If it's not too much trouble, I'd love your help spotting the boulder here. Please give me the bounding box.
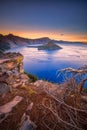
[0,96,23,114]
[0,82,11,96]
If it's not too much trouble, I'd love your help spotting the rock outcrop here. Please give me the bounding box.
[38,40,62,50]
[0,52,29,96]
[0,52,87,130]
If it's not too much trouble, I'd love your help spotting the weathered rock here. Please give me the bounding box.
[15,79,21,83]
[0,96,23,123]
[0,52,23,72]
[0,82,11,96]
[20,74,30,84]
[12,82,23,88]
[19,118,36,130]
[81,95,87,102]
[26,102,34,111]
[20,74,29,79]
[19,112,36,130]
[0,53,28,90]
[19,63,24,73]
[0,72,15,84]
[0,96,23,114]
[34,80,44,87]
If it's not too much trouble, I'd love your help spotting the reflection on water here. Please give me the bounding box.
[8,43,87,83]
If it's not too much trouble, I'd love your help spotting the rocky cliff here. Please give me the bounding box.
[0,53,87,130]
[0,52,29,95]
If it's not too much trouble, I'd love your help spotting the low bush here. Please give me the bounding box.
[24,72,38,82]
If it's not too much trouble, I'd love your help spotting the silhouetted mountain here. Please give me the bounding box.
[52,39,84,45]
[0,34,51,52]
[0,33,85,52]
[0,34,10,52]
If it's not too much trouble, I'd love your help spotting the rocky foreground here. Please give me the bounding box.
[0,53,87,130]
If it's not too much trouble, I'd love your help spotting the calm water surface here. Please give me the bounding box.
[8,43,87,83]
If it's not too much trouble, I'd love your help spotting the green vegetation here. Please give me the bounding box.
[28,88,37,95]
[24,72,38,82]
[16,56,23,64]
[21,85,27,90]
[83,88,87,93]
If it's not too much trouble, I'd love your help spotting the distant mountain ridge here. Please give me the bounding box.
[0,34,50,52]
[0,33,86,52]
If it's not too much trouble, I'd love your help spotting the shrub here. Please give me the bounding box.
[24,72,38,82]
[28,88,37,95]
[83,88,87,93]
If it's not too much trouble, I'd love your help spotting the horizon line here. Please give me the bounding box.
[0,33,87,44]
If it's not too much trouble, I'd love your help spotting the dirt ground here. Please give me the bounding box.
[0,83,51,130]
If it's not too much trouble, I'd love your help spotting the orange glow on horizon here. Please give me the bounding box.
[0,29,87,43]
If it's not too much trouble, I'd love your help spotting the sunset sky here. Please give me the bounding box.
[0,0,87,42]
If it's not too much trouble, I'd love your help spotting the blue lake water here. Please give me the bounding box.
[8,43,87,84]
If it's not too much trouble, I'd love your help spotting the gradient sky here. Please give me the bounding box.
[0,0,87,42]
